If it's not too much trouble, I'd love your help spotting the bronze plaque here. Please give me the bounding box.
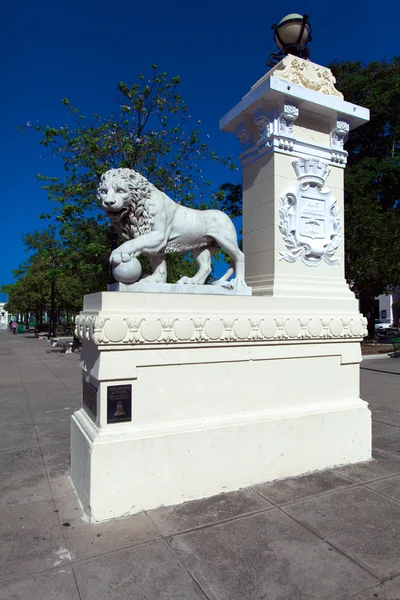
[107,384,132,423]
[82,379,97,420]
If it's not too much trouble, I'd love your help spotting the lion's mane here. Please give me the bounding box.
[100,168,156,240]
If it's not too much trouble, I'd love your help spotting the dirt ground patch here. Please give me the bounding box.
[361,343,394,355]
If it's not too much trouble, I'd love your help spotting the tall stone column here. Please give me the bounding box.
[221,55,369,309]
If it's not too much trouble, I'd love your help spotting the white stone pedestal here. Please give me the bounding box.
[71,55,372,522]
[71,291,370,522]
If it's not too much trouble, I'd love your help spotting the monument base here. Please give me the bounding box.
[71,292,371,522]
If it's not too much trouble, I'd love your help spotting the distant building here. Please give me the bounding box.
[0,302,9,330]
[375,286,400,325]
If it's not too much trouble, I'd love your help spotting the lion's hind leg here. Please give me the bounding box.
[177,246,216,285]
[211,231,245,286]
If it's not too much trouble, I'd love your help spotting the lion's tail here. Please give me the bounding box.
[212,266,234,286]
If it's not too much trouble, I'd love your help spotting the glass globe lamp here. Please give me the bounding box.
[268,13,312,66]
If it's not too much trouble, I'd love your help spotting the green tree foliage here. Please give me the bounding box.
[329,58,400,333]
[217,182,242,218]
[8,66,237,317]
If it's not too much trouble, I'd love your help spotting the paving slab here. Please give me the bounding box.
[0,373,23,385]
[345,574,400,599]
[283,486,400,579]
[372,421,400,436]
[20,371,60,384]
[73,540,208,600]
[0,383,26,399]
[169,509,377,600]
[35,421,71,444]
[370,406,400,428]
[27,401,78,425]
[0,396,32,423]
[366,474,400,504]
[148,488,272,536]
[0,447,52,507]
[48,474,77,500]
[55,492,161,561]
[372,431,400,456]
[40,439,71,480]
[361,357,400,374]
[0,421,39,453]
[335,449,400,483]
[0,567,80,600]
[254,469,354,506]
[24,381,75,397]
[0,500,71,583]
[29,404,78,426]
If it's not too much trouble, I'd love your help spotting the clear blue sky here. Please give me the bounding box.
[2,0,399,300]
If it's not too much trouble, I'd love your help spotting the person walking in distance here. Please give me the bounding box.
[11,321,17,335]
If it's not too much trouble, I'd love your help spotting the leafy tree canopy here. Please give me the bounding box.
[7,65,238,317]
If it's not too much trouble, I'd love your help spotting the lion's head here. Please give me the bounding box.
[98,168,156,240]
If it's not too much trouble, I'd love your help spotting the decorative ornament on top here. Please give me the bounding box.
[292,158,330,189]
[278,159,342,267]
[268,13,312,67]
[274,56,343,99]
[98,168,246,289]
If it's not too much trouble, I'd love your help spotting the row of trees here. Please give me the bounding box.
[2,59,400,331]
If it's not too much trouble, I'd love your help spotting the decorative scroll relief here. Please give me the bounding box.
[75,314,367,345]
[273,55,343,99]
[279,104,299,136]
[253,108,270,141]
[331,120,350,150]
[279,158,341,266]
[236,122,253,149]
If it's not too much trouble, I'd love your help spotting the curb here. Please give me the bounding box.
[362,353,391,361]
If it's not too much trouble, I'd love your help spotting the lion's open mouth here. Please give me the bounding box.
[107,207,129,217]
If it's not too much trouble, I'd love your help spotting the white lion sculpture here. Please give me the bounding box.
[98,168,245,287]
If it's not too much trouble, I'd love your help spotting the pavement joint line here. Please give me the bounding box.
[17,374,62,513]
[71,565,83,600]
[373,419,400,430]
[159,537,213,600]
[145,502,275,539]
[324,454,400,485]
[343,579,392,599]
[344,570,400,599]
[0,531,163,587]
[361,366,400,376]
[277,503,381,583]
[254,481,360,508]
[361,481,400,506]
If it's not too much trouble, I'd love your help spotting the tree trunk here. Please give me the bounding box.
[359,292,376,340]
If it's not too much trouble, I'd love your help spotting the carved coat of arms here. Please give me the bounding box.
[279,158,341,266]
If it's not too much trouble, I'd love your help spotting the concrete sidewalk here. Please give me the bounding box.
[1,329,400,599]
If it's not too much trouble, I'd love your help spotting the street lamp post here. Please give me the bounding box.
[268,13,312,67]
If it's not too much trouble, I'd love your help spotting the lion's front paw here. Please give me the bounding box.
[110,250,122,266]
[110,244,138,265]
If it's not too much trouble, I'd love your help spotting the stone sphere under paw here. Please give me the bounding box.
[112,257,142,284]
